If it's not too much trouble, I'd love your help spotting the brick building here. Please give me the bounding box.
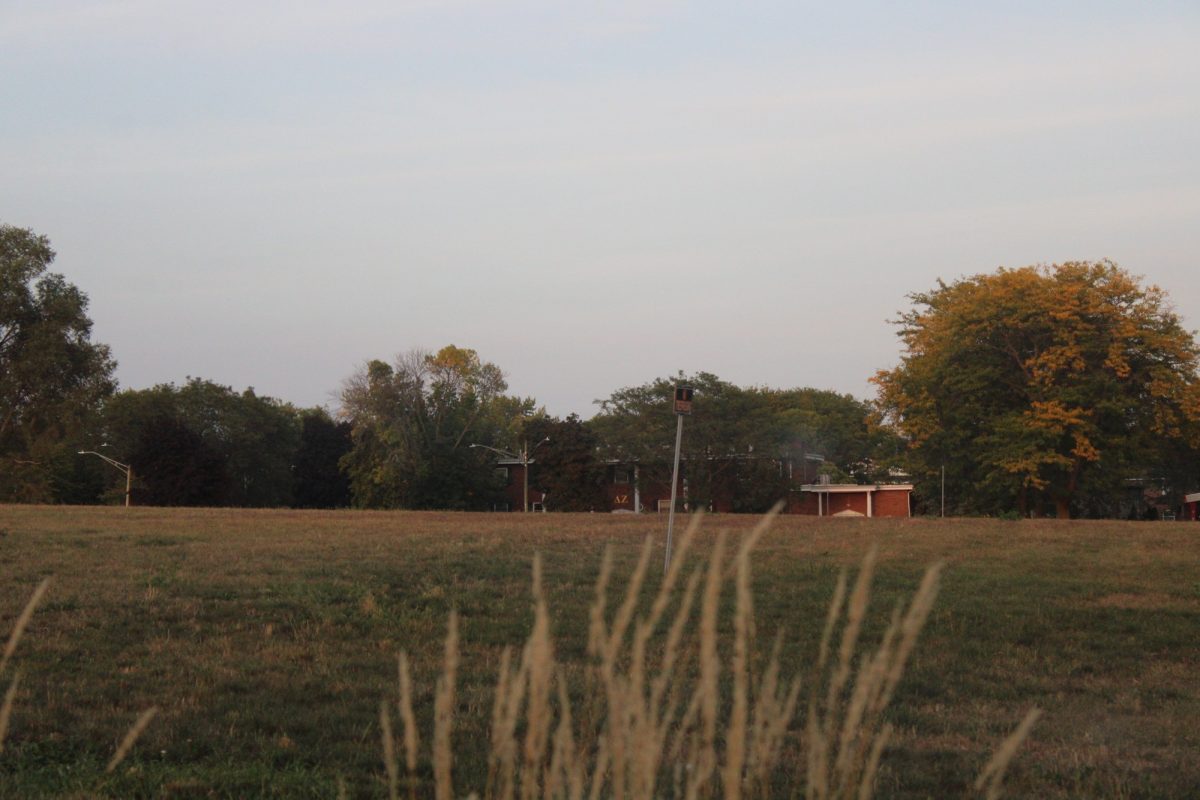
[790,482,914,517]
[1185,492,1200,521]
[492,459,546,512]
[487,453,914,517]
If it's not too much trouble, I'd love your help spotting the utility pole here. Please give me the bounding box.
[470,438,549,512]
[664,384,693,573]
[522,441,530,513]
[941,465,945,518]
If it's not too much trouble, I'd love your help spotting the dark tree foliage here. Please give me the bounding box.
[525,414,610,512]
[173,381,300,507]
[589,372,897,511]
[419,443,506,511]
[100,379,300,507]
[128,415,230,506]
[0,225,115,502]
[292,409,353,508]
[729,458,793,514]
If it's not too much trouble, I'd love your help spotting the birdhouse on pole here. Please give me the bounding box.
[673,385,694,415]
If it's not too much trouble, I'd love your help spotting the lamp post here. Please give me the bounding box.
[469,437,550,512]
[78,450,133,507]
[665,385,694,573]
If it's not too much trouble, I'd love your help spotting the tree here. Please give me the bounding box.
[127,414,230,506]
[338,345,536,509]
[292,409,353,508]
[525,414,610,511]
[0,225,116,502]
[873,261,1200,518]
[170,380,300,507]
[100,379,301,507]
[589,372,891,512]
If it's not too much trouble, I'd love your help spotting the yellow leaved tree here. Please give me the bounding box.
[873,261,1200,518]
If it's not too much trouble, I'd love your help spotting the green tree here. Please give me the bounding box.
[338,345,536,509]
[0,225,116,502]
[100,379,300,507]
[292,409,353,508]
[873,261,1200,518]
[172,380,300,507]
[589,372,890,512]
[127,414,230,506]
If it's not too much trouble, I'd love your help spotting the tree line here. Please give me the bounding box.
[3,224,1199,516]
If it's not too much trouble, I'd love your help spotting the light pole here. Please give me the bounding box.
[469,437,550,512]
[665,385,694,573]
[78,450,133,507]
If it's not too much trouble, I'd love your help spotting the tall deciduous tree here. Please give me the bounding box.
[338,345,535,509]
[873,261,1200,518]
[0,225,116,501]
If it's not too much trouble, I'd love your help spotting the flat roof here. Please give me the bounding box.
[1186,492,1200,504]
[799,484,913,493]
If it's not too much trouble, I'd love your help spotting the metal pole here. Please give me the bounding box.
[522,442,529,513]
[633,464,640,514]
[664,412,684,573]
[78,451,133,508]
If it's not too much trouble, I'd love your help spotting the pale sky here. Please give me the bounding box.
[4,1,1198,417]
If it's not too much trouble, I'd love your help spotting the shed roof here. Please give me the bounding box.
[799,483,913,494]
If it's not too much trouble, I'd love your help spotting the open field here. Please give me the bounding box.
[1,506,1198,798]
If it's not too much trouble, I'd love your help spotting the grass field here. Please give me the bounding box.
[1,506,1198,798]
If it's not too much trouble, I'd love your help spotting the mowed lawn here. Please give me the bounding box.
[1,506,1198,799]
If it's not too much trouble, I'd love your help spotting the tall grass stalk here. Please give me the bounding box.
[1,577,50,676]
[383,512,1039,798]
[433,610,459,800]
[1,577,50,755]
[974,708,1042,800]
[398,651,420,800]
[0,669,20,754]
[105,706,159,773]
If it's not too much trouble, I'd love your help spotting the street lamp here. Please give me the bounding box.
[469,437,550,512]
[78,449,133,507]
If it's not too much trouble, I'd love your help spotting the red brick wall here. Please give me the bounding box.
[501,465,523,511]
[872,489,911,518]
[608,483,636,511]
[606,479,675,512]
[791,489,912,517]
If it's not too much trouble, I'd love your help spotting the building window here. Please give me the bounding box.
[495,467,510,484]
[613,467,631,485]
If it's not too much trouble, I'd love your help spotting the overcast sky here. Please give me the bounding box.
[4,1,1198,417]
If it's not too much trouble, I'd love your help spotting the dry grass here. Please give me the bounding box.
[374,508,1033,799]
[0,505,1197,797]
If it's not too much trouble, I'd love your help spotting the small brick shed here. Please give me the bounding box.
[791,483,913,518]
[1185,493,1200,521]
